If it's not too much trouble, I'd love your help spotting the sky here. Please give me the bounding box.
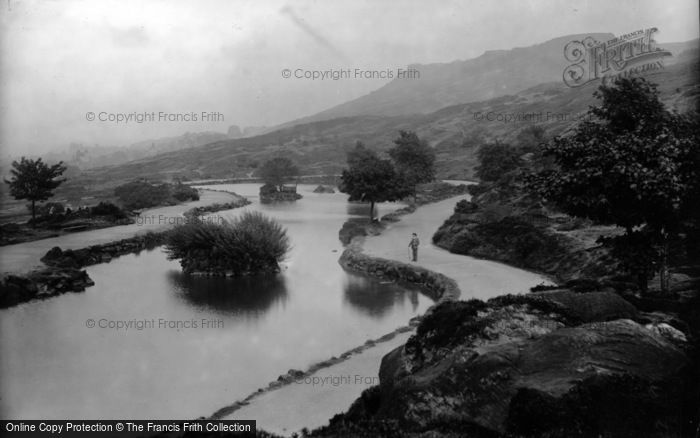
[0,0,698,157]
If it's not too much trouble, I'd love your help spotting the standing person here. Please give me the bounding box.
[409,233,420,262]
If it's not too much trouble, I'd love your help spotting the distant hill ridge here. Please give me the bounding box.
[277,34,696,128]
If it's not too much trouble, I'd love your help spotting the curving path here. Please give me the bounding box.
[362,195,553,300]
[0,190,241,274]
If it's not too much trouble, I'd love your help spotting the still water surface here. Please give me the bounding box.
[0,185,432,419]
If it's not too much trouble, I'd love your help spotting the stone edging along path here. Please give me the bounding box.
[207,203,463,421]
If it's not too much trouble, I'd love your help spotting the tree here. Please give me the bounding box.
[528,77,699,293]
[259,157,299,190]
[388,131,436,200]
[515,125,548,154]
[339,142,409,220]
[4,157,67,223]
[475,142,522,182]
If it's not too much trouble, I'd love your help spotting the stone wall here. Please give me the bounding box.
[41,232,168,268]
[339,242,460,304]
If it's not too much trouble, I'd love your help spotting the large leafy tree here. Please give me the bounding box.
[529,77,699,292]
[388,131,436,200]
[339,142,409,220]
[4,157,67,223]
[258,157,299,190]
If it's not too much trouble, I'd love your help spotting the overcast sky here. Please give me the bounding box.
[1,0,698,156]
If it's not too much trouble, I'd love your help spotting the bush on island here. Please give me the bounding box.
[164,211,290,276]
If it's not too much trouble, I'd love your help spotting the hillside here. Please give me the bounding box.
[69,52,698,186]
[278,36,697,128]
[286,33,614,123]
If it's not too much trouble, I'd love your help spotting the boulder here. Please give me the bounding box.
[351,318,686,435]
[530,290,638,322]
[324,288,691,437]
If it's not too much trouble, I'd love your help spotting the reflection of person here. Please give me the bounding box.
[408,233,420,262]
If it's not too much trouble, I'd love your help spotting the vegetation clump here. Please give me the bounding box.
[114,180,199,210]
[164,211,290,276]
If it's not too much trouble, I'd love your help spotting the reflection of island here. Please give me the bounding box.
[167,271,288,317]
[342,273,421,318]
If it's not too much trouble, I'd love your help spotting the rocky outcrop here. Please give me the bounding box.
[314,292,692,437]
[529,289,638,322]
[432,203,621,285]
[0,268,94,308]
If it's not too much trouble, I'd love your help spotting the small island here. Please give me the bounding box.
[257,157,303,203]
[164,211,290,276]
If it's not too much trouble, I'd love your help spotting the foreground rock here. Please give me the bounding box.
[311,291,695,437]
[0,268,94,308]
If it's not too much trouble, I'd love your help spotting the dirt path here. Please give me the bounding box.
[362,195,553,300]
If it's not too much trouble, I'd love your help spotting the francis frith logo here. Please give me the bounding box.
[563,28,672,87]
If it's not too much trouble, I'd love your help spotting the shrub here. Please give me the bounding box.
[475,143,522,182]
[114,180,199,210]
[454,199,478,214]
[114,181,171,209]
[171,183,199,202]
[90,202,128,219]
[467,183,488,197]
[164,211,290,275]
[449,230,479,254]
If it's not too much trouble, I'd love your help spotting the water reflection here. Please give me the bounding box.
[345,202,373,217]
[168,271,289,317]
[343,274,420,318]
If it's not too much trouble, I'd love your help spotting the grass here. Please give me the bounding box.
[164,211,290,276]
